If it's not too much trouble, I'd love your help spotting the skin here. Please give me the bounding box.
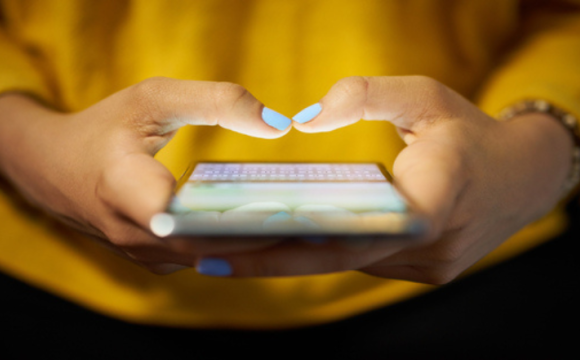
[0,76,573,283]
[0,78,288,274]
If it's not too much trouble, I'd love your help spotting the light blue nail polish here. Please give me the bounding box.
[294,216,320,229]
[263,211,293,227]
[292,103,322,124]
[262,107,292,130]
[197,258,232,277]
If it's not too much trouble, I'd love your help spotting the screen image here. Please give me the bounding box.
[152,163,422,237]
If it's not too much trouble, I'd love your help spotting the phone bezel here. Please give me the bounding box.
[152,161,427,239]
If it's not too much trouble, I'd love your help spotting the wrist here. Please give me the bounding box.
[499,101,579,199]
[0,94,67,206]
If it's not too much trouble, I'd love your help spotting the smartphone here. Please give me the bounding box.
[150,162,427,239]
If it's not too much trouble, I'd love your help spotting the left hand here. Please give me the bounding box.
[196,76,573,284]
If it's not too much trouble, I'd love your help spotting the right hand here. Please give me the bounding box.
[0,77,291,274]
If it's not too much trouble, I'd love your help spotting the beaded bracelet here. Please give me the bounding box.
[497,99,580,198]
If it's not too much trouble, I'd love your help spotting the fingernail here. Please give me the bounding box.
[263,211,293,227]
[294,216,320,229]
[197,258,232,277]
[292,103,322,124]
[262,107,292,130]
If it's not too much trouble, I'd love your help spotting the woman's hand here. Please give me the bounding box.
[0,77,291,274]
[198,76,573,283]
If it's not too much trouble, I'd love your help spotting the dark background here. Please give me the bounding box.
[2,201,578,359]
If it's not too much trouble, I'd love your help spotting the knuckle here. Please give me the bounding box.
[412,76,444,93]
[411,76,452,110]
[334,76,369,98]
[427,246,464,267]
[165,173,177,190]
[214,82,250,106]
[420,265,461,285]
[99,219,146,250]
[415,245,466,285]
[130,77,170,103]
[103,226,135,248]
[211,82,252,126]
[95,160,131,205]
[95,167,118,206]
[126,77,172,121]
[413,224,448,249]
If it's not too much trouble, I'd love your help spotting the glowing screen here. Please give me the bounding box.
[152,163,420,237]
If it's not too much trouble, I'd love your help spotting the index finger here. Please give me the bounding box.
[293,76,462,134]
[115,78,293,155]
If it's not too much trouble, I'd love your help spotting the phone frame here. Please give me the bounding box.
[151,161,427,239]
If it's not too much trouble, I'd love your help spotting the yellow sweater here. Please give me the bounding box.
[1,0,579,329]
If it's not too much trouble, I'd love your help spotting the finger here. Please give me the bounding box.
[195,239,407,278]
[362,213,523,284]
[359,230,481,285]
[98,153,284,257]
[95,210,194,265]
[144,263,190,275]
[392,140,467,240]
[96,231,191,275]
[293,76,460,134]
[357,246,460,284]
[101,211,280,266]
[153,201,287,255]
[118,77,291,154]
[97,152,176,229]
[360,264,438,284]
[96,220,194,272]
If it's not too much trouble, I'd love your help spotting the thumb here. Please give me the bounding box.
[392,139,466,240]
[114,77,292,155]
[293,76,460,135]
[97,152,175,229]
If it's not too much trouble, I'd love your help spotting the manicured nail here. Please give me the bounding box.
[292,103,322,124]
[197,258,232,277]
[263,211,293,227]
[294,215,320,229]
[262,107,292,130]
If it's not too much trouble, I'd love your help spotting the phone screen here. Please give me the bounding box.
[151,162,425,238]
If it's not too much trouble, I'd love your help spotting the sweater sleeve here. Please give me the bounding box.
[476,1,580,119]
[0,13,51,102]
